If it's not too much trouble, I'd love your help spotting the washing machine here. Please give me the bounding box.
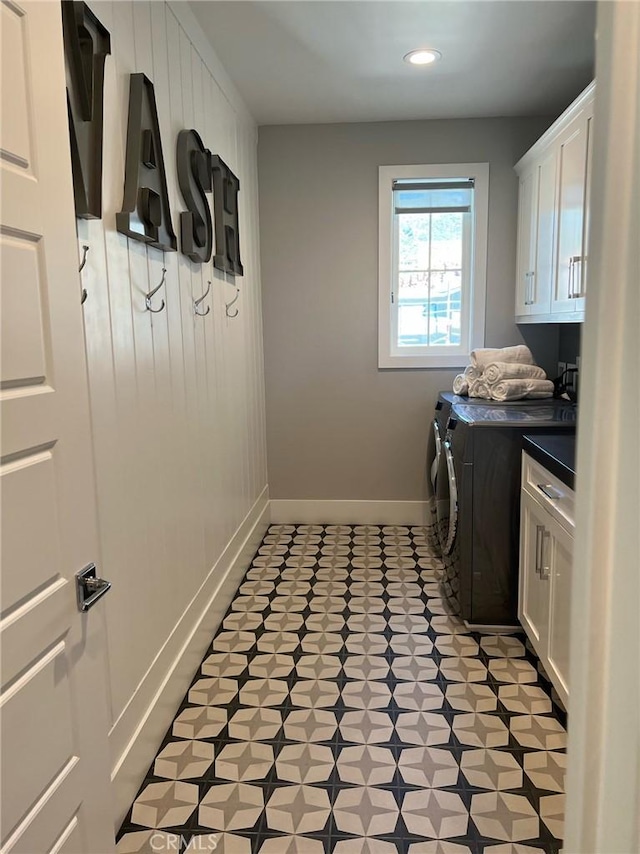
[435,401,577,627]
[425,391,567,556]
[425,393,468,551]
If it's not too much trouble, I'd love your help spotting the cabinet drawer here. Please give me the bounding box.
[522,453,575,531]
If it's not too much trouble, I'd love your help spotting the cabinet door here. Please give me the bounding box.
[547,517,573,708]
[553,113,589,313]
[574,101,595,313]
[518,491,550,658]
[515,168,537,316]
[529,149,557,315]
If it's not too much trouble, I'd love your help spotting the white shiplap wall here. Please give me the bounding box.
[77,0,268,819]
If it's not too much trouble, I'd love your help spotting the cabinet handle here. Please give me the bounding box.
[568,256,583,299]
[535,524,544,575]
[524,271,535,306]
[568,257,575,299]
[541,529,551,580]
[573,256,583,299]
[537,483,562,500]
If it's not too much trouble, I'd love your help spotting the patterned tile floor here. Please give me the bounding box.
[117,525,567,854]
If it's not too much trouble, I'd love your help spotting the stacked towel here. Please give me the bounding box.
[491,379,555,401]
[484,361,546,385]
[452,365,482,396]
[452,374,469,395]
[451,345,554,401]
[468,379,492,399]
[470,345,534,372]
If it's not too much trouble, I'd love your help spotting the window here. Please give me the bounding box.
[378,163,489,368]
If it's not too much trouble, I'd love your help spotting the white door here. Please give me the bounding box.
[573,100,595,314]
[0,2,115,852]
[546,515,573,709]
[529,148,557,316]
[518,491,550,658]
[514,167,536,316]
[552,112,588,314]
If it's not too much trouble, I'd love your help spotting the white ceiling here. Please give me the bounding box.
[190,1,596,125]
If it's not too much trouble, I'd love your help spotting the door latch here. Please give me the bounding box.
[76,563,111,612]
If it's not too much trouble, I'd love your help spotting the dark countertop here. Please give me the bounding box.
[523,433,576,490]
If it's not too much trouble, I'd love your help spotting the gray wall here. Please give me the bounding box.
[259,117,559,502]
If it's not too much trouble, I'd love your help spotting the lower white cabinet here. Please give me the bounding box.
[519,454,574,708]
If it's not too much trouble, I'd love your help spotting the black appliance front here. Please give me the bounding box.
[438,403,577,626]
[425,391,559,556]
[424,397,451,554]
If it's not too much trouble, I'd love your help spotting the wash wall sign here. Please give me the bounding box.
[62,0,243,276]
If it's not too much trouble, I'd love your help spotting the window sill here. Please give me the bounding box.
[378,352,471,370]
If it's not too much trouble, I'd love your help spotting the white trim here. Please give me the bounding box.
[270,499,429,527]
[378,163,488,370]
[515,81,596,175]
[564,3,639,851]
[110,487,270,825]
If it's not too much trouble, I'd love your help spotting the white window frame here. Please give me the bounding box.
[378,162,489,369]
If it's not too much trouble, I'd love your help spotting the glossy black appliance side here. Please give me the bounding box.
[442,405,577,626]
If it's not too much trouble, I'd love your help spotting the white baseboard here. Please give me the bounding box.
[270,499,429,526]
[110,486,270,825]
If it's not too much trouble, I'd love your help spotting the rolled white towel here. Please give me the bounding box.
[453,374,469,395]
[470,345,534,371]
[490,378,555,401]
[468,378,492,399]
[463,365,482,381]
[484,361,546,385]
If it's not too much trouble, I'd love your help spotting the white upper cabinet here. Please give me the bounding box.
[514,82,594,323]
[532,147,558,316]
[515,167,537,316]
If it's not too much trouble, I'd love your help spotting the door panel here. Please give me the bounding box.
[553,114,588,313]
[575,105,595,313]
[518,491,550,655]
[0,234,48,387]
[1,643,76,839]
[529,149,557,315]
[0,2,114,851]
[547,520,573,707]
[1,449,61,606]
[515,168,536,315]
[0,0,33,168]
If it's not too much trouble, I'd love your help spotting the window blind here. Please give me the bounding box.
[393,178,474,215]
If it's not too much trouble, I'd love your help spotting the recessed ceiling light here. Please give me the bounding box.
[403,49,442,66]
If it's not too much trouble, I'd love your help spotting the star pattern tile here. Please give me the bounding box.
[470,792,539,842]
[154,739,214,780]
[402,789,469,839]
[118,525,567,854]
[265,784,331,834]
[227,707,282,741]
[336,744,397,785]
[198,783,264,831]
[258,837,325,854]
[276,742,335,783]
[333,786,400,837]
[524,750,567,793]
[398,746,459,788]
[131,781,199,828]
[215,741,274,782]
[460,748,524,791]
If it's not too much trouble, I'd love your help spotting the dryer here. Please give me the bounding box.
[435,402,577,627]
[425,393,467,552]
[425,391,568,556]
